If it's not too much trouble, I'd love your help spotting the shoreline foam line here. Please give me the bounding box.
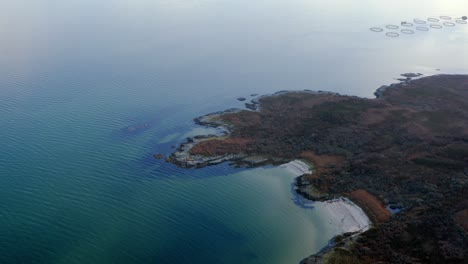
[280,160,312,176]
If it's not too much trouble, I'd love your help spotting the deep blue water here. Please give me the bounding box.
[1,1,467,263]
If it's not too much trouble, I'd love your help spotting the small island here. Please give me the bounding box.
[166,74,468,263]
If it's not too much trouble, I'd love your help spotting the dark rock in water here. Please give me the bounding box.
[237,97,246,101]
[401,72,423,78]
[462,16,467,20]
[154,154,165,159]
[250,94,258,97]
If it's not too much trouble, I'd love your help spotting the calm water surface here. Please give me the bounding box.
[1,1,467,263]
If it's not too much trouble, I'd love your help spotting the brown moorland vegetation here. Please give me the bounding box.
[168,75,468,263]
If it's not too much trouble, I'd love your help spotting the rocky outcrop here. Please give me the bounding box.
[166,135,247,168]
[400,72,423,78]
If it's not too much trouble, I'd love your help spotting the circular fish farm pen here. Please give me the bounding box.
[370,14,466,38]
[414,19,427,24]
[370,27,384,32]
[401,29,414,34]
[385,32,400,37]
[402,22,414,27]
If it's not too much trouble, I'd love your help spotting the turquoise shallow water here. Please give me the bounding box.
[0,86,338,263]
[1,1,468,263]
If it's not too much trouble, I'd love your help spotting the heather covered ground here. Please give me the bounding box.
[169,75,468,263]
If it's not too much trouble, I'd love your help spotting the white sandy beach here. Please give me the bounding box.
[319,198,371,233]
[280,160,371,234]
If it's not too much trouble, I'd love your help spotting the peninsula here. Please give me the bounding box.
[167,74,468,263]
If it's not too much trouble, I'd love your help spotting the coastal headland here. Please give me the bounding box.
[166,75,468,263]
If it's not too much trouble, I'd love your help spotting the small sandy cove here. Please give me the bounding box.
[282,160,371,233]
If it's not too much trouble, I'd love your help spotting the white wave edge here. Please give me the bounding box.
[279,160,312,176]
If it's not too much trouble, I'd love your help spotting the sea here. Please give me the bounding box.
[0,1,467,263]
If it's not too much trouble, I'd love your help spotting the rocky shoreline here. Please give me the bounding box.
[375,72,424,98]
[167,108,290,168]
[166,110,246,168]
[166,102,379,261]
[166,100,380,264]
[165,74,468,263]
